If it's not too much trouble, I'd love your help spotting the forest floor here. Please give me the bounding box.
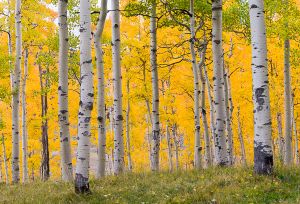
[1,166,300,203]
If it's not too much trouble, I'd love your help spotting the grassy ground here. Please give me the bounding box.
[1,166,300,203]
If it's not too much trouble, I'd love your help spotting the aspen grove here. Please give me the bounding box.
[1,0,300,201]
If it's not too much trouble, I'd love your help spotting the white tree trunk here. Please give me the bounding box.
[249,0,273,174]
[203,65,216,164]
[173,125,180,170]
[166,124,173,172]
[126,80,133,171]
[292,96,299,165]
[223,67,234,165]
[112,0,124,175]
[190,0,201,169]
[237,107,246,166]
[58,0,73,182]
[6,0,13,91]
[150,0,160,171]
[94,0,108,179]
[198,44,212,167]
[75,0,94,193]
[212,0,227,166]
[2,135,9,184]
[22,48,29,183]
[277,113,284,163]
[283,39,292,165]
[12,0,22,183]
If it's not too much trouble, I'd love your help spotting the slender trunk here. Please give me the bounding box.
[223,66,234,165]
[22,48,29,182]
[166,124,173,172]
[12,0,22,183]
[249,0,273,174]
[150,0,160,171]
[292,96,299,165]
[0,159,2,183]
[198,42,211,167]
[277,113,284,163]
[7,0,13,91]
[38,64,50,181]
[203,65,216,164]
[146,115,152,166]
[94,0,108,179]
[126,80,133,171]
[58,0,73,181]
[283,39,292,165]
[75,0,94,193]
[212,0,227,166]
[237,107,246,166]
[2,135,9,184]
[112,0,124,175]
[173,125,180,170]
[189,0,202,169]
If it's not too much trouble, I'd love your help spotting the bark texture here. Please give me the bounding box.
[75,0,94,193]
[212,0,227,165]
[38,63,50,181]
[150,0,160,171]
[112,0,125,175]
[249,0,273,174]
[283,39,292,165]
[190,0,201,169]
[22,48,29,182]
[198,42,212,167]
[94,0,108,178]
[126,80,133,171]
[12,0,22,183]
[58,0,73,181]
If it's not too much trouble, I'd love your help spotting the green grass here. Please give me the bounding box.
[1,166,300,203]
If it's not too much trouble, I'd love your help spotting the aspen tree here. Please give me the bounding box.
[283,38,292,165]
[12,0,22,183]
[22,48,28,182]
[58,0,73,181]
[212,0,228,165]
[150,0,160,171]
[190,0,202,169]
[94,0,108,178]
[112,0,125,175]
[126,79,133,171]
[249,0,273,174]
[75,0,94,193]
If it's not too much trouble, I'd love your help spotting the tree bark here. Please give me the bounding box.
[38,63,50,181]
[94,0,108,179]
[112,0,124,175]
[292,95,299,165]
[12,0,22,183]
[249,0,273,174]
[58,0,73,182]
[126,80,133,172]
[203,65,216,164]
[277,113,284,163]
[150,0,160,171]
[283,39,292,165]
[2,135,9,184]
[212,0,227,166]
[22,48,29,182]
[223,66,234,165]
[173,124,180,170]
[75,0,94,193]
[189,0,202,169]
[166,123,173,172]
[237,107,246,166]
[198,42,212,167]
